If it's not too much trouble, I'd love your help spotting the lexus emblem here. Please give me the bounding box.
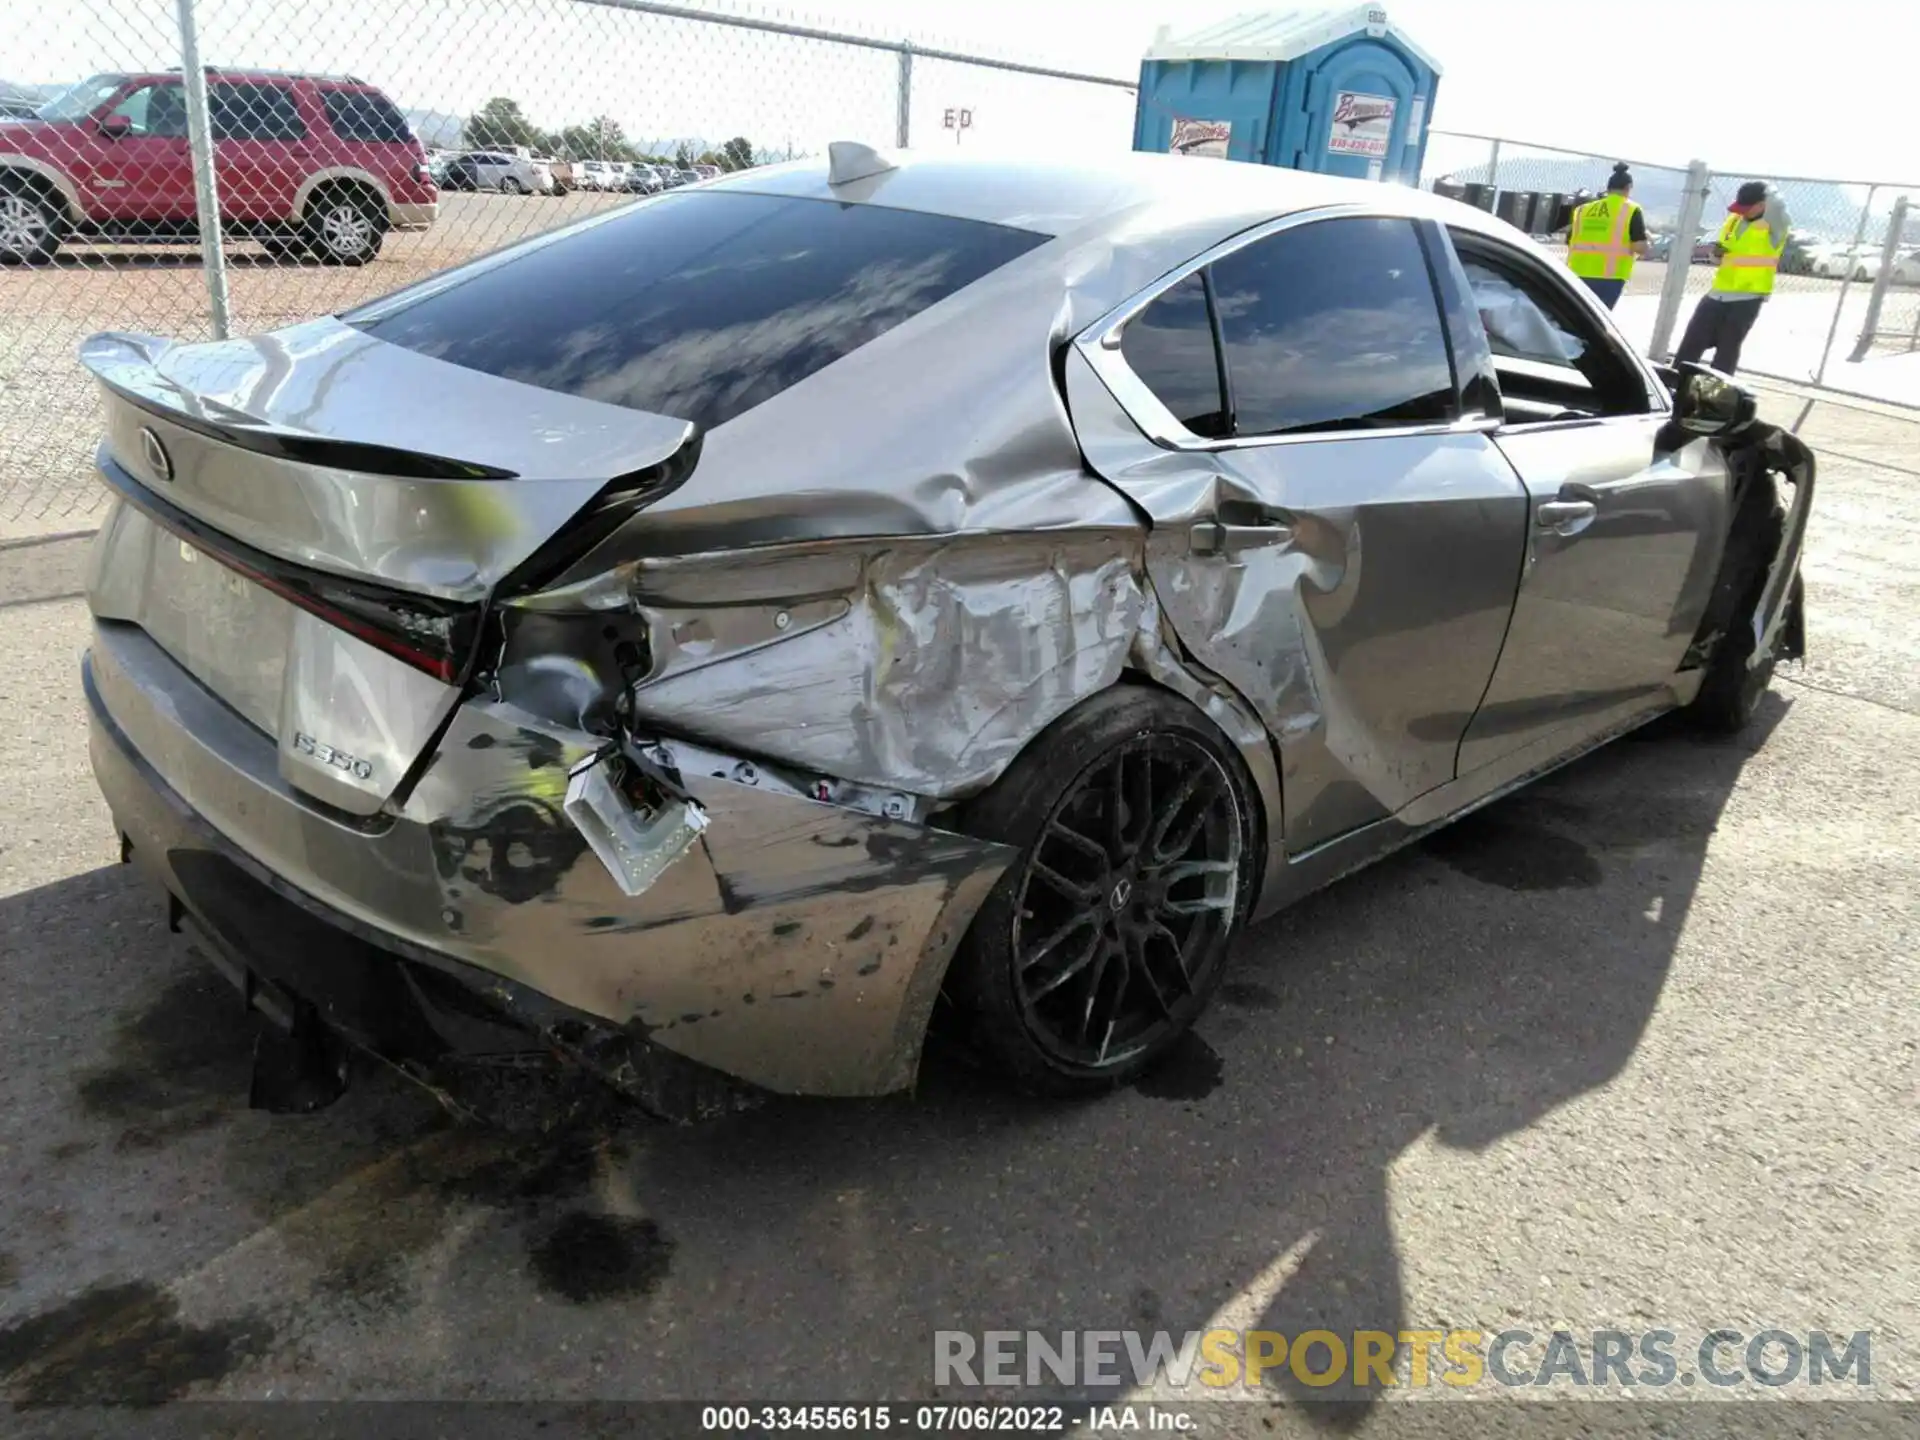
[139,427,172,483]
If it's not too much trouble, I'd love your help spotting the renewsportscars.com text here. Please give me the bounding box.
[934,1328,1873,1391]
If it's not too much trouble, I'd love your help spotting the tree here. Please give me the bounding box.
[553,115,637,162]
[674,141,693,169]
[463,96,541,152]
[720,136,754,172]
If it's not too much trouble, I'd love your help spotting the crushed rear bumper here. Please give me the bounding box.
[84,622,1013,1104]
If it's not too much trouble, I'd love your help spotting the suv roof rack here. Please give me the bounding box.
[165,66,369,83]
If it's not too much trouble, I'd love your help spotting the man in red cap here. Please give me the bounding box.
[1673,181,1791,375]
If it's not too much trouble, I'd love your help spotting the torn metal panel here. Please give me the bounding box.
[620,530,1154,800]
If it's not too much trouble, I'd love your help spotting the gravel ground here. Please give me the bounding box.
[0,392,1914,1434]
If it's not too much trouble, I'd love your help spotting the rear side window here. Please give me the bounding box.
[1121,272,1230,439]
[208,82,305,141]
[321,88,413,144]
[1208,216,1454,435]
[348,192,1047,433]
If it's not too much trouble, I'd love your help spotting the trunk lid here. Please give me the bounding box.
[82,320,696,816]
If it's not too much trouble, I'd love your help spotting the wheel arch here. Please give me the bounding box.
[0,156,86,225]
[294,166,392,224]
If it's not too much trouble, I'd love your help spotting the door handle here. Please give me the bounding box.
[1190,519,1293,557]
[1535,500,1597,536]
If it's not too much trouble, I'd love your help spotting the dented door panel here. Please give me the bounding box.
[1065,349,1530,856]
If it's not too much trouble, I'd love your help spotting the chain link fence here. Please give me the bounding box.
[0,0,1133,535]
[1419,129,1920,405]
[7,21,1919,538]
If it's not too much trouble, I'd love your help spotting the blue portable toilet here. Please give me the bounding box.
[1134,6,1442,186]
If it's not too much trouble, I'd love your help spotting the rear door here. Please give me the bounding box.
[206,81,308,222]
[1435,228,1731,776]
[1066,210,1531,854]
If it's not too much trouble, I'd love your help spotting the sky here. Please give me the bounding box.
[1,0,1912,186]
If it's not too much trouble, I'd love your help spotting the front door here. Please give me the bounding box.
[1066,212,1531,855]
[1440,231,1731,776]
[85,80,192,222]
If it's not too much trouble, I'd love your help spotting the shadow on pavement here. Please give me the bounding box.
[0,697,1786,1410]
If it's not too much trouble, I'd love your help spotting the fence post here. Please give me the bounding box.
[1649,158,1711,361]
[175,0,230,341]
[1486,137,1501,213]
[1847,191,1907,364]
[896,44,913,148]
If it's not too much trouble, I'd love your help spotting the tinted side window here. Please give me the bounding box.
[110,82,187,138]
[1120,272,1229,438]
[209,83,305,141]
[349,192,1047,433]
[1209,217,1454,436]
[322,89,412,144]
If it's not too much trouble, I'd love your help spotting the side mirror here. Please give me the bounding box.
[98,114,132,139]
[1671,362,1758,438]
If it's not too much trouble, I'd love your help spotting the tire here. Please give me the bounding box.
[0,183,62,265]
[942,686,1260,1096]
[303,188,384,266]
[1685,483,1787,735]
[500,176,524,195]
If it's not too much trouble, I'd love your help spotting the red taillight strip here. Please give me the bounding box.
[237,558,460,683]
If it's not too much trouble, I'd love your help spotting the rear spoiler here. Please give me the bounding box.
[78,325,701,604]
[81,331,515,481]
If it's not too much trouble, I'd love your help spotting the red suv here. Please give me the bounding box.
[0,69,438,265]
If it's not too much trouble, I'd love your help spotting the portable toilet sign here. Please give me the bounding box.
[1134,6,1442,185]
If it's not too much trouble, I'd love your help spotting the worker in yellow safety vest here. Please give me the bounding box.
[1674,180,1791,377]
[1564,162,1648,309]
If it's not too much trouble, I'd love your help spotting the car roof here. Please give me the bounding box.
[709,146,1518,248]
[117,67,374,86]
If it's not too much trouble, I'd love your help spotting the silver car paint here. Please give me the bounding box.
[86,619,1012,1095]
[82,324,692,601]
[81,151,1776,1097]
[88,501,461,815]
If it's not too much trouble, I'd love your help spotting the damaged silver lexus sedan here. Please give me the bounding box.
[79,144,1812,1118]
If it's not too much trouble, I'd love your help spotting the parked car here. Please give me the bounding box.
[0,97,40,121]
[574,159,614,191]
[623,164,664,194]
[545,157,576,194]
[1890,250,1920,287]
[675,168,699,186]
[0,68,436,264]
[74,148,1812,1118]
[1644,232,1674,263]
[692,163,721,180]
[457,150,550,194]
[1811,244,1878,281]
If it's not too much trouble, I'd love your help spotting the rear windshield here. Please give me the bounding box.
[346,191,1046,433]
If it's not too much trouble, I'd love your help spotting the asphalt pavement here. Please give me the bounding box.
[0,390,1914,1434]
